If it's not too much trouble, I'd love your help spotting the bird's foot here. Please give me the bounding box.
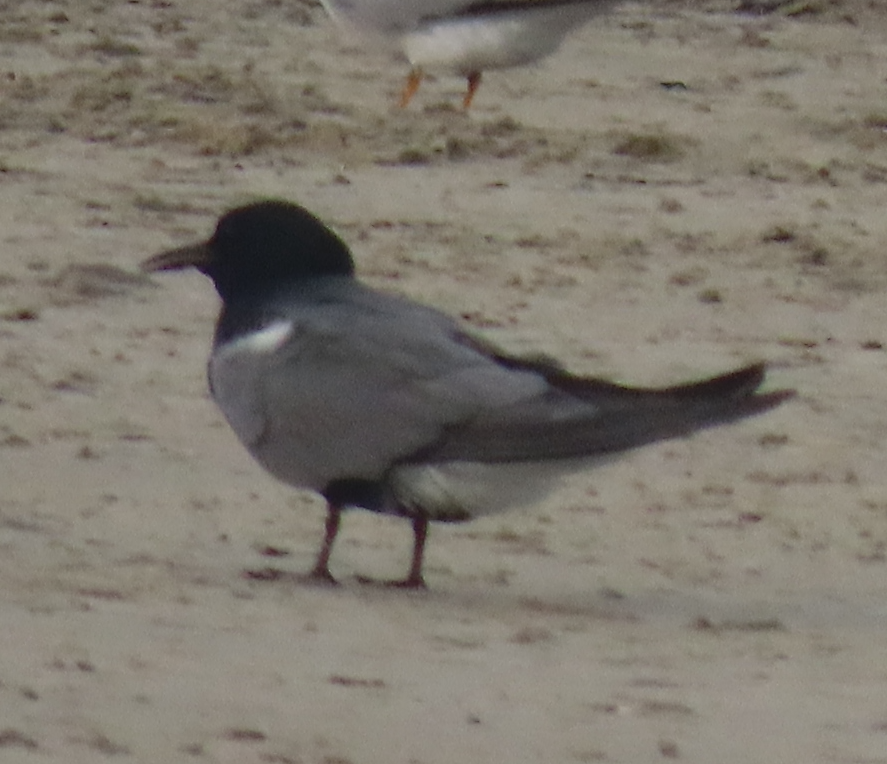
[355,574,427,590]
[387,575,427,590]
[301,567,340,587]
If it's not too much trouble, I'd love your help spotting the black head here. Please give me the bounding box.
[142,200,355,302]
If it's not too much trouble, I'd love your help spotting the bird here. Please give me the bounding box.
[316,0,622,108]
[142,200,794,589]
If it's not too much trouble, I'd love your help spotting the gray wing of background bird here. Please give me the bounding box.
[319,0,615,31]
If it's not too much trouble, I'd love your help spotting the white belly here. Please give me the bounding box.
[401,2,613,74]
[388,457,602,522]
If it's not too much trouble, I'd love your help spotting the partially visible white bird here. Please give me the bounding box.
[317,0,622,107]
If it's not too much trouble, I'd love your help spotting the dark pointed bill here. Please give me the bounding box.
[141,241,211,273]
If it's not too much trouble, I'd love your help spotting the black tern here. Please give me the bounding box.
[143,200,794,588]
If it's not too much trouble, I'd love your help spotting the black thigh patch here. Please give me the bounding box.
[323,478,386,512]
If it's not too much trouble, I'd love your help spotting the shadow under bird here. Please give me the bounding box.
[317,0,622,108]
[142,200,794,589]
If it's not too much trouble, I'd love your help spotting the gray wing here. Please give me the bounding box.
[210,281,792,491]
[319,0,612,31]
[208,282,556,490]
[411,357,794,464]
[318,0,474,31]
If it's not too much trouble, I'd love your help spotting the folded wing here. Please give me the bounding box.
[413,359,794,464]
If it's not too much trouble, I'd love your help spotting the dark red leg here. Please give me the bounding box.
[306,503,341,585]
[389,515,429,589]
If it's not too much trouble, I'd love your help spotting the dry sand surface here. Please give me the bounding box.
[2,0,887,761]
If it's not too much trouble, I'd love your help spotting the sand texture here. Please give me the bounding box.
[1,0,887,761]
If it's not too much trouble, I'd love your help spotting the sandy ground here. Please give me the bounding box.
[2,0,887,761]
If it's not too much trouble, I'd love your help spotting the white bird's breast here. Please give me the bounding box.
[388,458,598,522]
[402,2,609,73]
[403,15,556,72]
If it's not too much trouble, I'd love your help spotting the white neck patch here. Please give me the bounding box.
[229,319,294,355]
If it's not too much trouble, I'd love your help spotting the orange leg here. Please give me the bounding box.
[462,71,482,109]
[399,68,423,108]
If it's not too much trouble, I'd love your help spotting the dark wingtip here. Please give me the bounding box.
[667,361,767,400]
[743,387,796,415]
[672,362,795,422]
